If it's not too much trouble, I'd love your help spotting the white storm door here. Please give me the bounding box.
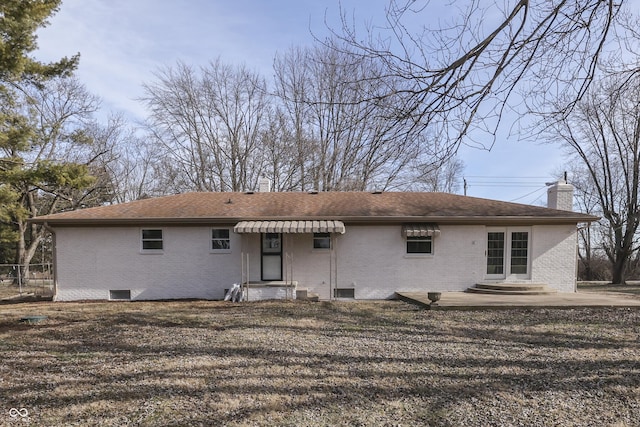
[261,233,282,281]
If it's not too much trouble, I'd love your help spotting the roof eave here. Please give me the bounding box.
[31,214,600,227]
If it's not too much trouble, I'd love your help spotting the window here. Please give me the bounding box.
[211,228,231,252]
[334,288,355,298]
[406,236,432,254]
[510,231,529,274]
[141,229,163,251]
[109,290,131,300]
[262,233,281,252]
[486,232,505,275]
[313,232,331,249]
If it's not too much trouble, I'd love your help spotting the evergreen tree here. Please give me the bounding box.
[0,0,90,274]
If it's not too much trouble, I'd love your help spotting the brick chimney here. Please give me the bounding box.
[258,177,271,192]
[547,179,574,211]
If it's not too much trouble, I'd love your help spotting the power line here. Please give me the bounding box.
[463,175,555,188]
[464,175,551,179]
[508,186,548,203]
[462,174,560,205]
[467,184,546,187]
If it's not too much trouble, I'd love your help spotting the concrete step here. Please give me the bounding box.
[466,283,557,295]
[474,283,550,291]
[296,289,320,301]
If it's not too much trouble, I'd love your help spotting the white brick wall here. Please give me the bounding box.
[52,222,578,301]
[530,224,577,292]
[316,225,487,299]
[547,183,574,211]
[54,226,241,301]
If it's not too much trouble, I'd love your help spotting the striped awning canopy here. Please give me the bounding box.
[402,223,441,237]
[234,220,346,234]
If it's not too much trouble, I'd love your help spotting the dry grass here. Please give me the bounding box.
[1,280,637,300]
[1,300,640,426]
[578,281,640,296]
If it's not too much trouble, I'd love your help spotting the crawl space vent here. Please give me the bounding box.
[109,290,131,301]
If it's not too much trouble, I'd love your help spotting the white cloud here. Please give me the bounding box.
[35,0,389,120]
[31,0,577,201]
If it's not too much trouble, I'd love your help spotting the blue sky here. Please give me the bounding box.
[34,0,569,204]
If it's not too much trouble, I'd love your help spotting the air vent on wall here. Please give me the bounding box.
[109,290,131,301]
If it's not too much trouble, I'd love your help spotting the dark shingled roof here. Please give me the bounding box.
[31,192,599,226]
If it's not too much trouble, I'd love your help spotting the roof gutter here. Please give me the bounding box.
[30,214,600,227]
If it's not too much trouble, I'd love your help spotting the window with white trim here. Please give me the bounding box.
[313,232,331,249]
[406,235,432,254]
[141,229,163,251]
[211,228,231,252]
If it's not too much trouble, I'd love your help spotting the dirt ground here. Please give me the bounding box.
[1,299,639,426]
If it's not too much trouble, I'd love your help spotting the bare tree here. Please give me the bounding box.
[334,0,624,155]
[411,144,465,192]
[273,43,424,191]
[257,107,303,191]
[109,131,157,202]
[81,116,157,204]
[2,77,103,277]
[547,74,640,284]
[272,46,315,191]
[564,162,611,281]
[141,60,269,193]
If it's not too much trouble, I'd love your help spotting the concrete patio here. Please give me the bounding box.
[396,291,640,310]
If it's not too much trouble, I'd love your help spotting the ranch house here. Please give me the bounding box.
[31,182,597,301]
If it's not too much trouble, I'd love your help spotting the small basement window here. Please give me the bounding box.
[333,288,355,298]
[313,232,331,249]
[141,229,163,251]
[109,290,131,300]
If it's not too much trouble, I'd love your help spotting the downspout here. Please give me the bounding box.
[575,225,587,293]
[575,228,579,293]
[333,234,338,298]
[42,222,57,300]
[329,237,332,301]
[243,234,249,302]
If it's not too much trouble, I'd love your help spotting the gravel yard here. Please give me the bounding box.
[1,300,639,426]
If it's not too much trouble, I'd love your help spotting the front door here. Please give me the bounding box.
[261,233,282,281]
[486,228,531,280]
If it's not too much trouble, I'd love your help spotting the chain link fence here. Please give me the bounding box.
[0,263,54,298]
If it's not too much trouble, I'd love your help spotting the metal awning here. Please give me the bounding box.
[234,220,346,234]
[402,223,441,237]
